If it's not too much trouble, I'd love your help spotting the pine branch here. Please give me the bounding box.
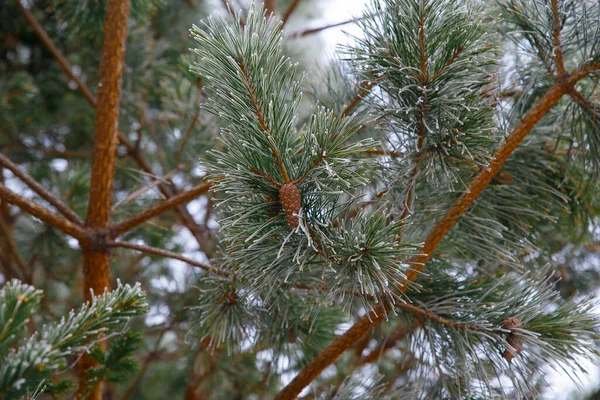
[356,320,421,366]
[0,184,87,241]
[13,0,97,107]
[287,18,360,39]
[340,80,377,118]
[0,154,84,225]
[0,280,43,357]
[106,240,229,276]
[0,282,147,400]
[273,63,600,400]
[123,143,213,255]
[112,182,211,236]
[111,164,190,211]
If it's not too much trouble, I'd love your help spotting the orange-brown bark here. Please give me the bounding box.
[112,182,211,236]
[80,0,131,398]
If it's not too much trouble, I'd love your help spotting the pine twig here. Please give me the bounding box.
[340,80,377,118]
[123,143,214,255]
[112,164,190,211]
[13,0,97,107]
[0,154,84,225]
[176,79,203,166]
[106,240,230,276]
[356,319,421,366]
[220,0,245,26]
[0,184,87,241]
[0,215,29,281]
[112,182,211,236]
[287,17,360,39]
[551,0,566,76]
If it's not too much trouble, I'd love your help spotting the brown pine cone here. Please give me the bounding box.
[502,316,523,362]
[279,183,301,228]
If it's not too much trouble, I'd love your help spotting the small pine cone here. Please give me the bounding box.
[502,316,523,362]
[279,183,301,228]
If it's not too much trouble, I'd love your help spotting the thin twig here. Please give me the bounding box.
[176,79,203,166]
[112,182,211,236]
[356,319,421,366]
[220,0,245,27]
[287,17,360,39]
[106,240,230,276]
[13,0,96,107]
[112,164,189,211]
[340,80,377,118]
[0,154,84,225]
[0,184,87,241]
[551,0,566,75]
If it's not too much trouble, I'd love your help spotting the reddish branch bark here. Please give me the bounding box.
[80,0,131,398]
[0,184,87,240]
[0,154,83,225]
[112,182,211,236]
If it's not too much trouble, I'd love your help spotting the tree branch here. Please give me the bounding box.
[551,0,566,75]
[0,154,84,225]
[273,67,594,400]
[287,18,361,39]
[80,0,131,397]
[356,319,421,366]
[0,184,87,241]
[106,240,230,276]
[13,0,96,107]
[340,80,377,118]
[112,182,211,236]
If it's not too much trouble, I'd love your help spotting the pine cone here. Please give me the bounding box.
[502,316,523,362]
[279,183,301,228]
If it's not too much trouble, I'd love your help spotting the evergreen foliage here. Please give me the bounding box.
[2,0,600,398]
[0,281,147,399]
